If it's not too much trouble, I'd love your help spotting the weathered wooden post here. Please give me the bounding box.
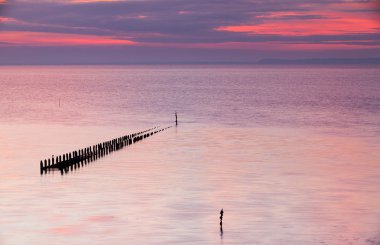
[220,209,224,228]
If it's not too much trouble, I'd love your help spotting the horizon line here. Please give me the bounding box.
[1,58,380,66]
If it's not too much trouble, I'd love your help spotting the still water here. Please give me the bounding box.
[0,65,379,244]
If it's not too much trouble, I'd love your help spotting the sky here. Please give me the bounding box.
[0,0,379,64]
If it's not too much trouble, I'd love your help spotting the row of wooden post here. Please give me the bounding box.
[40,125,173,175]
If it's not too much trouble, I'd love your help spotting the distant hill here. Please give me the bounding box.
[257,58,380,65]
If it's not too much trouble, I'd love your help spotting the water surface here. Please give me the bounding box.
[0,65,379,244]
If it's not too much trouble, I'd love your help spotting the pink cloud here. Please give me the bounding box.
[0,17,15,23]
[137,15,147,19]
[178,10,190,15]
[0,31,137,46]
[216,13,379,36]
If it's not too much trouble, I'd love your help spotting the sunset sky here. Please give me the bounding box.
[0,0,379,64]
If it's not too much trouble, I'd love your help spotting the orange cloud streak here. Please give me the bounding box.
[0,31,137,46]
[216,11,379,36]
[71,0,125,3]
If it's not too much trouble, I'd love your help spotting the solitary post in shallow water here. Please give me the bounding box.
[220,208,224,227]
[175,111,178,125]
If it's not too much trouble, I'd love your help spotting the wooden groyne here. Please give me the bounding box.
[40,125,173,175]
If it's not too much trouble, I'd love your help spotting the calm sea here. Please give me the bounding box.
[0,65,379,244]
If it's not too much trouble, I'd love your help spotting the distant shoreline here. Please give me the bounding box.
[257,58,380,65]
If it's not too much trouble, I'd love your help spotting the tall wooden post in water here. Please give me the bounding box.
[220,208,224,229]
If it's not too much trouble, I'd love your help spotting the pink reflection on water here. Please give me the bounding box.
[49,224,84,235]
[86,215,116,223]
[1,123,379,244]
